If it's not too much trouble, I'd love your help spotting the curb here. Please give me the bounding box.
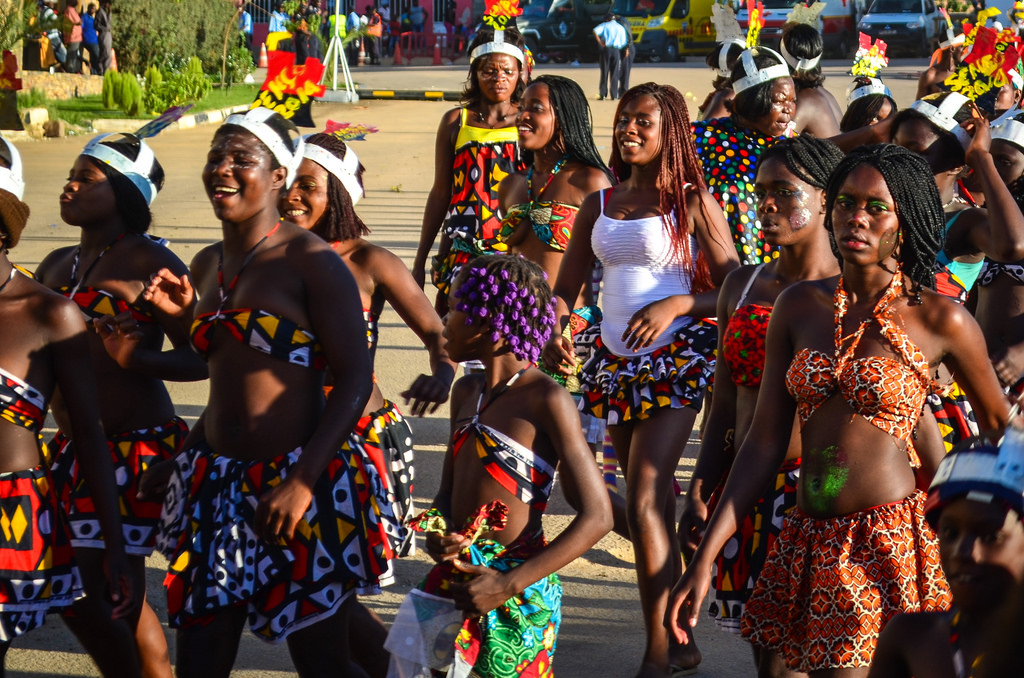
[320,88,462,101]
[91,103,253,133]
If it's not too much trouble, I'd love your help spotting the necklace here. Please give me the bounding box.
[68,232,127,298]
[214,221,281,316]
[0,265,15,295]
[526,155,569,204]
[475,108,510,124]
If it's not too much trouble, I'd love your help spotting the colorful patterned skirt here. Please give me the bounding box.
[740,490,951,672]
[156,436,402,642]
[0,464,83,641]
[354,400,416,557]
[709,457,800,633]
[388,530,561,678]
[49,417,188,556]
[577,320,717,426]
[432,237,490,296]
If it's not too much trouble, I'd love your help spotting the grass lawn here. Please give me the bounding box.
[18,84,262,126]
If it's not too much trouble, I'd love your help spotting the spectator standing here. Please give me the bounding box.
[268,0,289,33]
[95,0,112,74]
[41,0,67,71]
[410,0,425,32]
[593,13,627,100]
[365,5,382,64]
[294,18,322,64]
[239,2,254,56]
[63,0,83,74]
[346,7,362,65]
[615,13,633,96]
[82,3,99,75]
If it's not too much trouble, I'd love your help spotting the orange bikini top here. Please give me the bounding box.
[784,275,944,468]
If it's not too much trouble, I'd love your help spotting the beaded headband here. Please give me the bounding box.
[846,77,892,105]
[909,93,972,150]
[302,139,364,206]
[224,107,305,187]
[732,47,791,94]
[0,136,24,201]
[82,133,159,206]
[780,40,821,73]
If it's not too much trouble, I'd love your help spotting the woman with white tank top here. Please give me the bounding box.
[543,83,738,678]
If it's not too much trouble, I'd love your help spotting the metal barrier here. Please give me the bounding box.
[392,30,467,64]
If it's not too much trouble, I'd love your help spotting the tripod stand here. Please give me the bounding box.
[320,2,359,102]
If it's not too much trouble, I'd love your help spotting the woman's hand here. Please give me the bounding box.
[449,560,514,617]
[254,475,314,543]
[91,311,144,369]
[677,494,708,560]
[401,373,451,416]
[424,530,470,563]
[137,457,177,501]
[964,105,992,167]
[622,297,684,352]
[665,563,712,644]
[102,550,137,620]
[143,268,195,318]
[541,334,575,375]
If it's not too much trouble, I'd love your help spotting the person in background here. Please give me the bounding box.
[238,1,254,58]
[40,0,67,72]
[63,0,83,74]
[365,5,382,65]
[95,0,112,75]
[294,18,322,65]
[269,0,289,33]
[593,13,627,101]
[82,2,99,75]
[615,13,634,96]
[346,6,362,66]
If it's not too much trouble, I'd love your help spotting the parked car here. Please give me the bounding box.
[857,0,944,57]
[516,0,612,62]
[619,0,716,62]
[737,0,857,58]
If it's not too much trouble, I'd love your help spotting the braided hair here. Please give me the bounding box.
[453,254,556,364]
[610,83,713,291]
[302,133,370,242]
[461,26,528,107]
[824,144,944,294]
[757,134,844,190]
[781,23,824,89]
[891,91,973,167]
[86,135,165,233]
[529,75,611,177]
[840,78,898,133]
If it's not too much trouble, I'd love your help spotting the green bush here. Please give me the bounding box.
[102,70,122,109]
[111,0,237,75]
[222,45,254,86]
[144,65,163,90]
[142,56,212,114]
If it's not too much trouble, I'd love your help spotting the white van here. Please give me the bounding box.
[857,0,944,57]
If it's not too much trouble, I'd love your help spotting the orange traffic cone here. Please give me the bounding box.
[393,39,403,65]
[110,47,117,72]
[432,39,442,66]
[259,42,269,68]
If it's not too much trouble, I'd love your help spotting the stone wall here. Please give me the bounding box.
[19,71,103,100]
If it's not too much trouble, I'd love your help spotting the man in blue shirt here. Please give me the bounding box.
[269,1,290,33]
[593,12,627,100]
[239,5,254,56]
[82,2,100,75]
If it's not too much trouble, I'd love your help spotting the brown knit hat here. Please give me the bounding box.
[0,191,29,249]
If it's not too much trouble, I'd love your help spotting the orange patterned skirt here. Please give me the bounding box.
[740,490,951,672]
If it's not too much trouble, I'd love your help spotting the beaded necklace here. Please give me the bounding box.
[68,232,127,298]
[214,221,281,317]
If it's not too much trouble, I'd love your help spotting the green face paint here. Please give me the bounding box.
[804,446,850,514]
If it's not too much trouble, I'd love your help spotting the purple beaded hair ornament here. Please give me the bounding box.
[454,262,556,364]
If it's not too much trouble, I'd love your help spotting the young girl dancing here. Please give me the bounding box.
[544,83,738,677]
[385,254,612,678]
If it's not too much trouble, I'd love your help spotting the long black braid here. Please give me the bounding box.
[756,134,844,190]
[529,75,611,179]
[824,144,944,295]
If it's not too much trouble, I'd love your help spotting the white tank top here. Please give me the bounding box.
[592,189,698,356]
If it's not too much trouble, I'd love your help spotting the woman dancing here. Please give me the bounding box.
[147,108,386,678]
[36,132,203,678]
[0,136,134,674]
[544,83,738,678]
[678,135,844,678]
[669,144,1009,676]
[412,22,528,312]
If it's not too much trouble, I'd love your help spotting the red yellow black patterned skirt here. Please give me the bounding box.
[577,320,717,426]
[156,435,403,642]
[740,490,951,672]
[708,457,800,633]
[49,417,188,556]
[0,464,83,641]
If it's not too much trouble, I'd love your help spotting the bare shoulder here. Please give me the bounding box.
[190,242,221,280]
[35,245,76,280]
[568,164,613,194]
[774,277,837,318]
[451,372,485,415]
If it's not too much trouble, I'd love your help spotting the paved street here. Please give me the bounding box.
[4,58,926,676]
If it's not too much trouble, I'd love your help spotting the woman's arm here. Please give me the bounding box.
[667,283,803,639]
[449,380,612,614]
[253,242,373,542]
[542,191,600,374]
[412,108,460,287]
[49,298,135,618]
[369,246,457,415]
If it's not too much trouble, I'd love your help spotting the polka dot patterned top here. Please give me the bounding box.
[692,116,782,266]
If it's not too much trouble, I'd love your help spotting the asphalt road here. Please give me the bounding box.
[3,58,927,677]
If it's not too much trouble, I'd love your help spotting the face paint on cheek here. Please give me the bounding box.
[788,189,811,231]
